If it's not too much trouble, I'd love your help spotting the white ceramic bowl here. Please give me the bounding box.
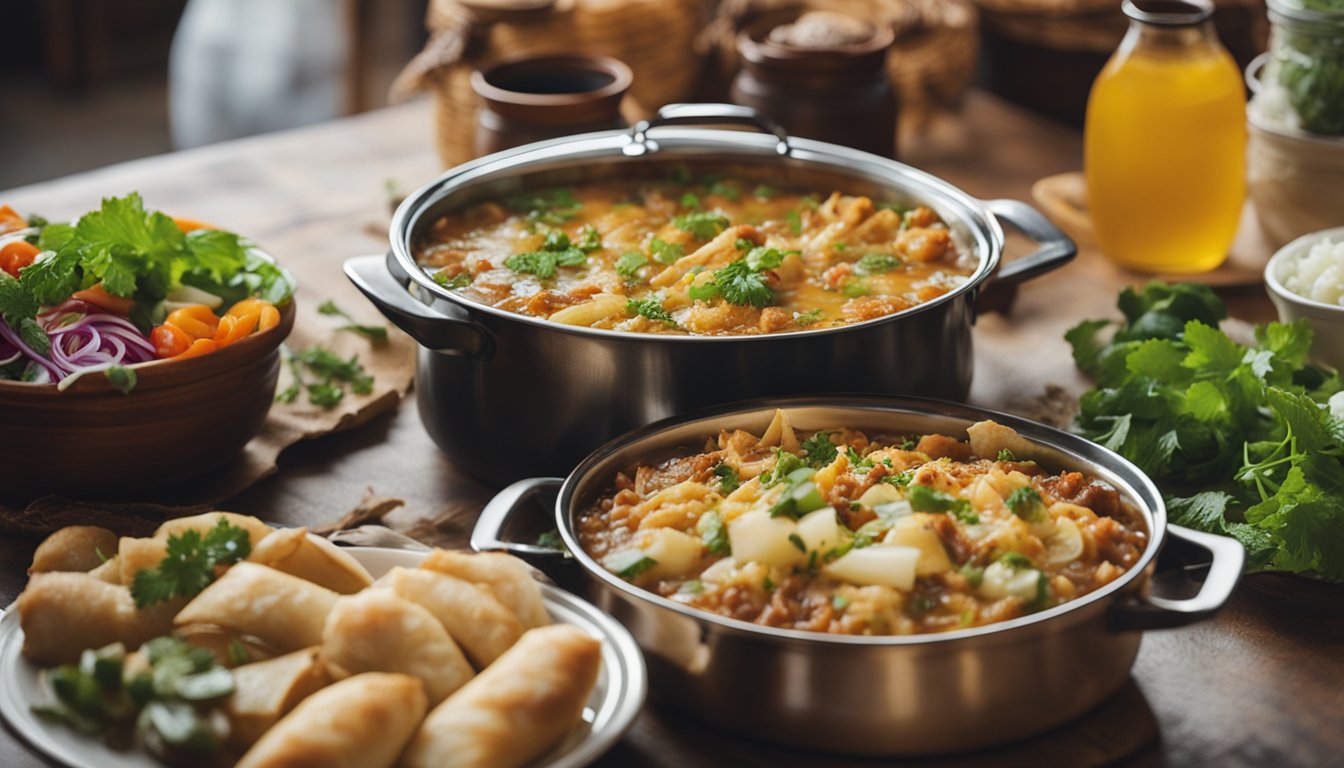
[1265,226,1344,370]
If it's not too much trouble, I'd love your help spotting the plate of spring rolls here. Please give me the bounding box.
[0,513,647,768]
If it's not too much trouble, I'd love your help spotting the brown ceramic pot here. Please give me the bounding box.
[470,54,633,158]
[731,11,898,158]
[0,301,295,501]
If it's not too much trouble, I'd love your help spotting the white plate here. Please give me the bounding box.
[0,546,647,768]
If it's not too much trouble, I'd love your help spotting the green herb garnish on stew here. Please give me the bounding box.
[673,211,730,240]
[649,238,683,265]
[800,431,838,467]
[626,295,675,325]
[855,253,901,275]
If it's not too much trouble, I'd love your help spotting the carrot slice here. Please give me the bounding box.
[173,338,217,360]
[226,298,268,319]
[257,304,281,332]
[0,240,39,277]
[166,305,220,339]
[151,323,192,358]
[172,216,216,233]
[71,283,135,316]
[0,205,26,235]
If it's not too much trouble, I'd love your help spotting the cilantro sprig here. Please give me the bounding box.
[317,300,388,342]
[690,246,789,309]
[1070,281,1344,580]
[505,230,588,279]
[130,521,251,608]
[276,344,375,408]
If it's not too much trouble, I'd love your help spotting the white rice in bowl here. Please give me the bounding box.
[1280,234,1344,305]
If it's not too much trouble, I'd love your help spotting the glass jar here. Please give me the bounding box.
[1084,0,1246,274]
[1263,0,1344,136]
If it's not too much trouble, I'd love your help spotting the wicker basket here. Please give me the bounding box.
[394,0,706,167]
[702,0,980,134]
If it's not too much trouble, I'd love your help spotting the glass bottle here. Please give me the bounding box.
[1084,0,1246,273]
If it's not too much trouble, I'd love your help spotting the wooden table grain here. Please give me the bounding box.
[2,93,1341,768]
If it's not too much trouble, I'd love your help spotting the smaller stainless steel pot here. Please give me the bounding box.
[472,397,1244,756]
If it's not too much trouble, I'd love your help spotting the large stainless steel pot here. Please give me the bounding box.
[472,397,1244,756]
[346,104,1076,486]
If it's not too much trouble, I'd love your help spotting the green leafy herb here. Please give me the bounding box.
[1006,486,1045,522]
[1069,282,1344,580]
[793,309,823,326]
[712,463,739,493]
[626,295,675,325]
[650,238,683,265]
[679,580,704,595]
[130,521,251,608]
[734,238,754,251]
[317,299,388,342]
[998,551,1034,569]
[763,448,807,487]
[996,449,1016,462]
[855,253,901,275]
[708,181,741,201]
[688,282,720,302]
[505,188,582,225]
[882,469,916,487]
[577,226,602,253]
[788,532,807,552]
[1271,4,1344,136]
[615,251,648,280]
[763,576,776,591]
[679,192,702,210]
[959,563,985,588]
[673,211,730,240]
[699,511,731,556]
[801,431,838,467]
[278,344,374,407]
[847,446,875,471]
[711,258,774,307]
[504,249,586,279]
[744,246,786,271]
[907,484,979,524]
[753,184,777,199]
[786,210,802,235]
[433,271,473,289]
[104,365,137,394]
[841,278,869,298]
[226,640,251,667]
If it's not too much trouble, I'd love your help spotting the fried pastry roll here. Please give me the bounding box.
[226,647,331,749]
[418,551,549,629]
[15,573,178,664]
[248,527,373,594]
[28,525,118,575]
[375,566,523,669]
[320,589,473,705]
[399,625,601,768]
[174,562,337,651]
[236,672,426,768]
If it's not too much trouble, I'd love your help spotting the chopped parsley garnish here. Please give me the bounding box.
[615,251,647,280]
[763,577,776,591]
[882,469,916,487]
[801,195,820,209]
[907,484,979,524]
[626,295,675,325]
[847,446,875,471]
[277,344,374,407]
[841,279,869,298]
[753,184,777,199]
[1006,486,1045,522]
[744,246,787,271]
[504,230,587,279]
[576,226,602,252]
[433,271,473,289]
[734,238,754,252]
[959,563,985,588]
[788,533,806,552]
[505,187,582,224]
[679,192,701,210]
[317,299,388,342]
[710,258,773,307]
[831,594,849,610]
[649,238,683,265]
[762,448,806,487]
[130,521,251,607]
[673,211,730,240]
[708,181,741,201]
[832,242,849,252]
[996,449,1017,462]
[855,253,901,275]
[700,511,731,556]
[712,463,739,493]
[800,431,838,467]
[785,210,802,235]
[899,435,919,450]
[688,282,720,302]
[793,309,823,326]
[998,551,1035,569]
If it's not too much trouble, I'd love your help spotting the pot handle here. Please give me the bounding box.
[624,103,791,157]
[471,477,570,558]
[344,253,494,358]
[1107,524,1245,632]
[984,198,1078,287]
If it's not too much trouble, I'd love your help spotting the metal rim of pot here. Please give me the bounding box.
[472,394,1246,645]
[349,103,1076,357]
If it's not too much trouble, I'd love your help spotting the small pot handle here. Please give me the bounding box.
[1108,524,1245,632]
[984,198,1078,287]
[470,477,569,558]
[625,103,791,157]
[343,253,494,358]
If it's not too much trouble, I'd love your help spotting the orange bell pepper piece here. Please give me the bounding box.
[174,338,217,360]
[165,304,220,340]
[72,283,136,316]
[151,323,192,359]
[0,240,39,277]
[0,205,26,235]
[213,311,260,348]
[225,298,268,318]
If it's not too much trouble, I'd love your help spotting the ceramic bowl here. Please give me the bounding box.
[0,299,295,501]
[1264,226,1344,370]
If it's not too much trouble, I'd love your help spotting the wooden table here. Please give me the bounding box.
[2,93,1341,768]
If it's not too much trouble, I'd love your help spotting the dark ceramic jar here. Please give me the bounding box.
[731,11,898,158]
[471,53,633,158]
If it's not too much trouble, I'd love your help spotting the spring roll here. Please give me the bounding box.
[226,647,331,750]
[419,551,550,629]
[248,527,373,594]
[88,556,122,584]
[237,672,426,768]
[28,526,118,575]
[117,536,168,586]
[376,567,523,669]
[321,589,473,705]
[16,573,179,664]
[400,625,602,768]
[175,562,338,651]
[155,511,273,547]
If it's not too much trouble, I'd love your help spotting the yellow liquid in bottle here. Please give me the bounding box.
[1084,42,1246,273]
